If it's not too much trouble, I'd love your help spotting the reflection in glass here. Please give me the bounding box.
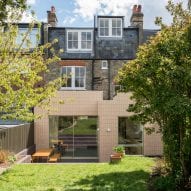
[112,28,117,36]
[68,32,72,40]
[68,32,78,49]
[49,116,98,159]
[99,19,109,36]
[117,19,121,27]
[73,41,78,49]
[118,117,143,155]
[87,41,91,49]
[117,28,121,36]
[68,41,72,49]
[73,32,78,40]
[61,67,72,87]
[81,32,92,50]
[100,20,104,27]
[81,41,86,49]
[81,32,86,40]
[75,67,85,87]
[100,29,104,36]
[105,20,109,27]
[112,19,117,27]
[111,18,122,37]
[87,32,91,40]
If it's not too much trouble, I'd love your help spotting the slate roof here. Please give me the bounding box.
[143,29,160,43]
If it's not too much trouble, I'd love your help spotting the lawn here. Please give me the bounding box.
[0,156,155,191]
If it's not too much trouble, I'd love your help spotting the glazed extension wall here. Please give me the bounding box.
[34,91,102,150]
[34,91,163,162]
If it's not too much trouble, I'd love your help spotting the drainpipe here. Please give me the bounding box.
[92,60,95,90]
[108,60,111,100]
[92,15,97,90]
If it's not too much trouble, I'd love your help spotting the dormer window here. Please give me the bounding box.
[67,30,93,52]
[99,19,109,36]
[16,28,39,48]
[99,18,122,37]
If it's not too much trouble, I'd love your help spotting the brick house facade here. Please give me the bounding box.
[34,5,163,162]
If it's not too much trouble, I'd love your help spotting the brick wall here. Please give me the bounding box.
[45,60,93,91]
[45,59,128,100]
[93,60,127,100]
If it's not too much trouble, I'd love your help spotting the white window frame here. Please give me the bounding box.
[99,18,122,38]
[67,30,93,52]
[61,66,86,90]
[101,60,108,69]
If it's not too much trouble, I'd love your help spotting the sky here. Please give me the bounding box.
[25,0,188,29]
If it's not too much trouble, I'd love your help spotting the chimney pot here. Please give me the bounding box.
[51,6,55,13]
[133,5,137,13]
[137,5,142,13]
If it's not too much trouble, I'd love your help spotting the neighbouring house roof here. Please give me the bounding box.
[143,29,160,43]
[0,119,25,126]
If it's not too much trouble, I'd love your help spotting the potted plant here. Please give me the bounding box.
[113,145,125,157]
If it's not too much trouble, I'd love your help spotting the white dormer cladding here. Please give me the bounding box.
[66,29,93,52]
[98,17,123,38]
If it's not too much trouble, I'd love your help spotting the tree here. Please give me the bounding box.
[0,22,61,121]
[117,0,191,189]
[0,0,27,23]
[0,1,62,122]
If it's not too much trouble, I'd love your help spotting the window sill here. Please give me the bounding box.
[102,67,108,70]
[66,50,92,53]
[98,36,123,39]
[60,88,86,91]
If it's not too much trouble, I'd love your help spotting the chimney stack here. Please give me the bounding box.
[130,4,144,44]
[47,6,58,27]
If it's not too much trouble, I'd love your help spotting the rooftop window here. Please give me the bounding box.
[67,30,93,52]
[98,18,122,38]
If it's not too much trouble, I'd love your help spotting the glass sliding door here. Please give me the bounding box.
[49,116,59,146]
[58,116,74,157]
[49,116,98,159]
[118,117,143,155]
[73,116,98,158]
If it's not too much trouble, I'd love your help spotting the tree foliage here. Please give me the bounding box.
[0,0,27,23]
[0,2,63,121]
[0,22,61,121]
[117,0,191,188]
